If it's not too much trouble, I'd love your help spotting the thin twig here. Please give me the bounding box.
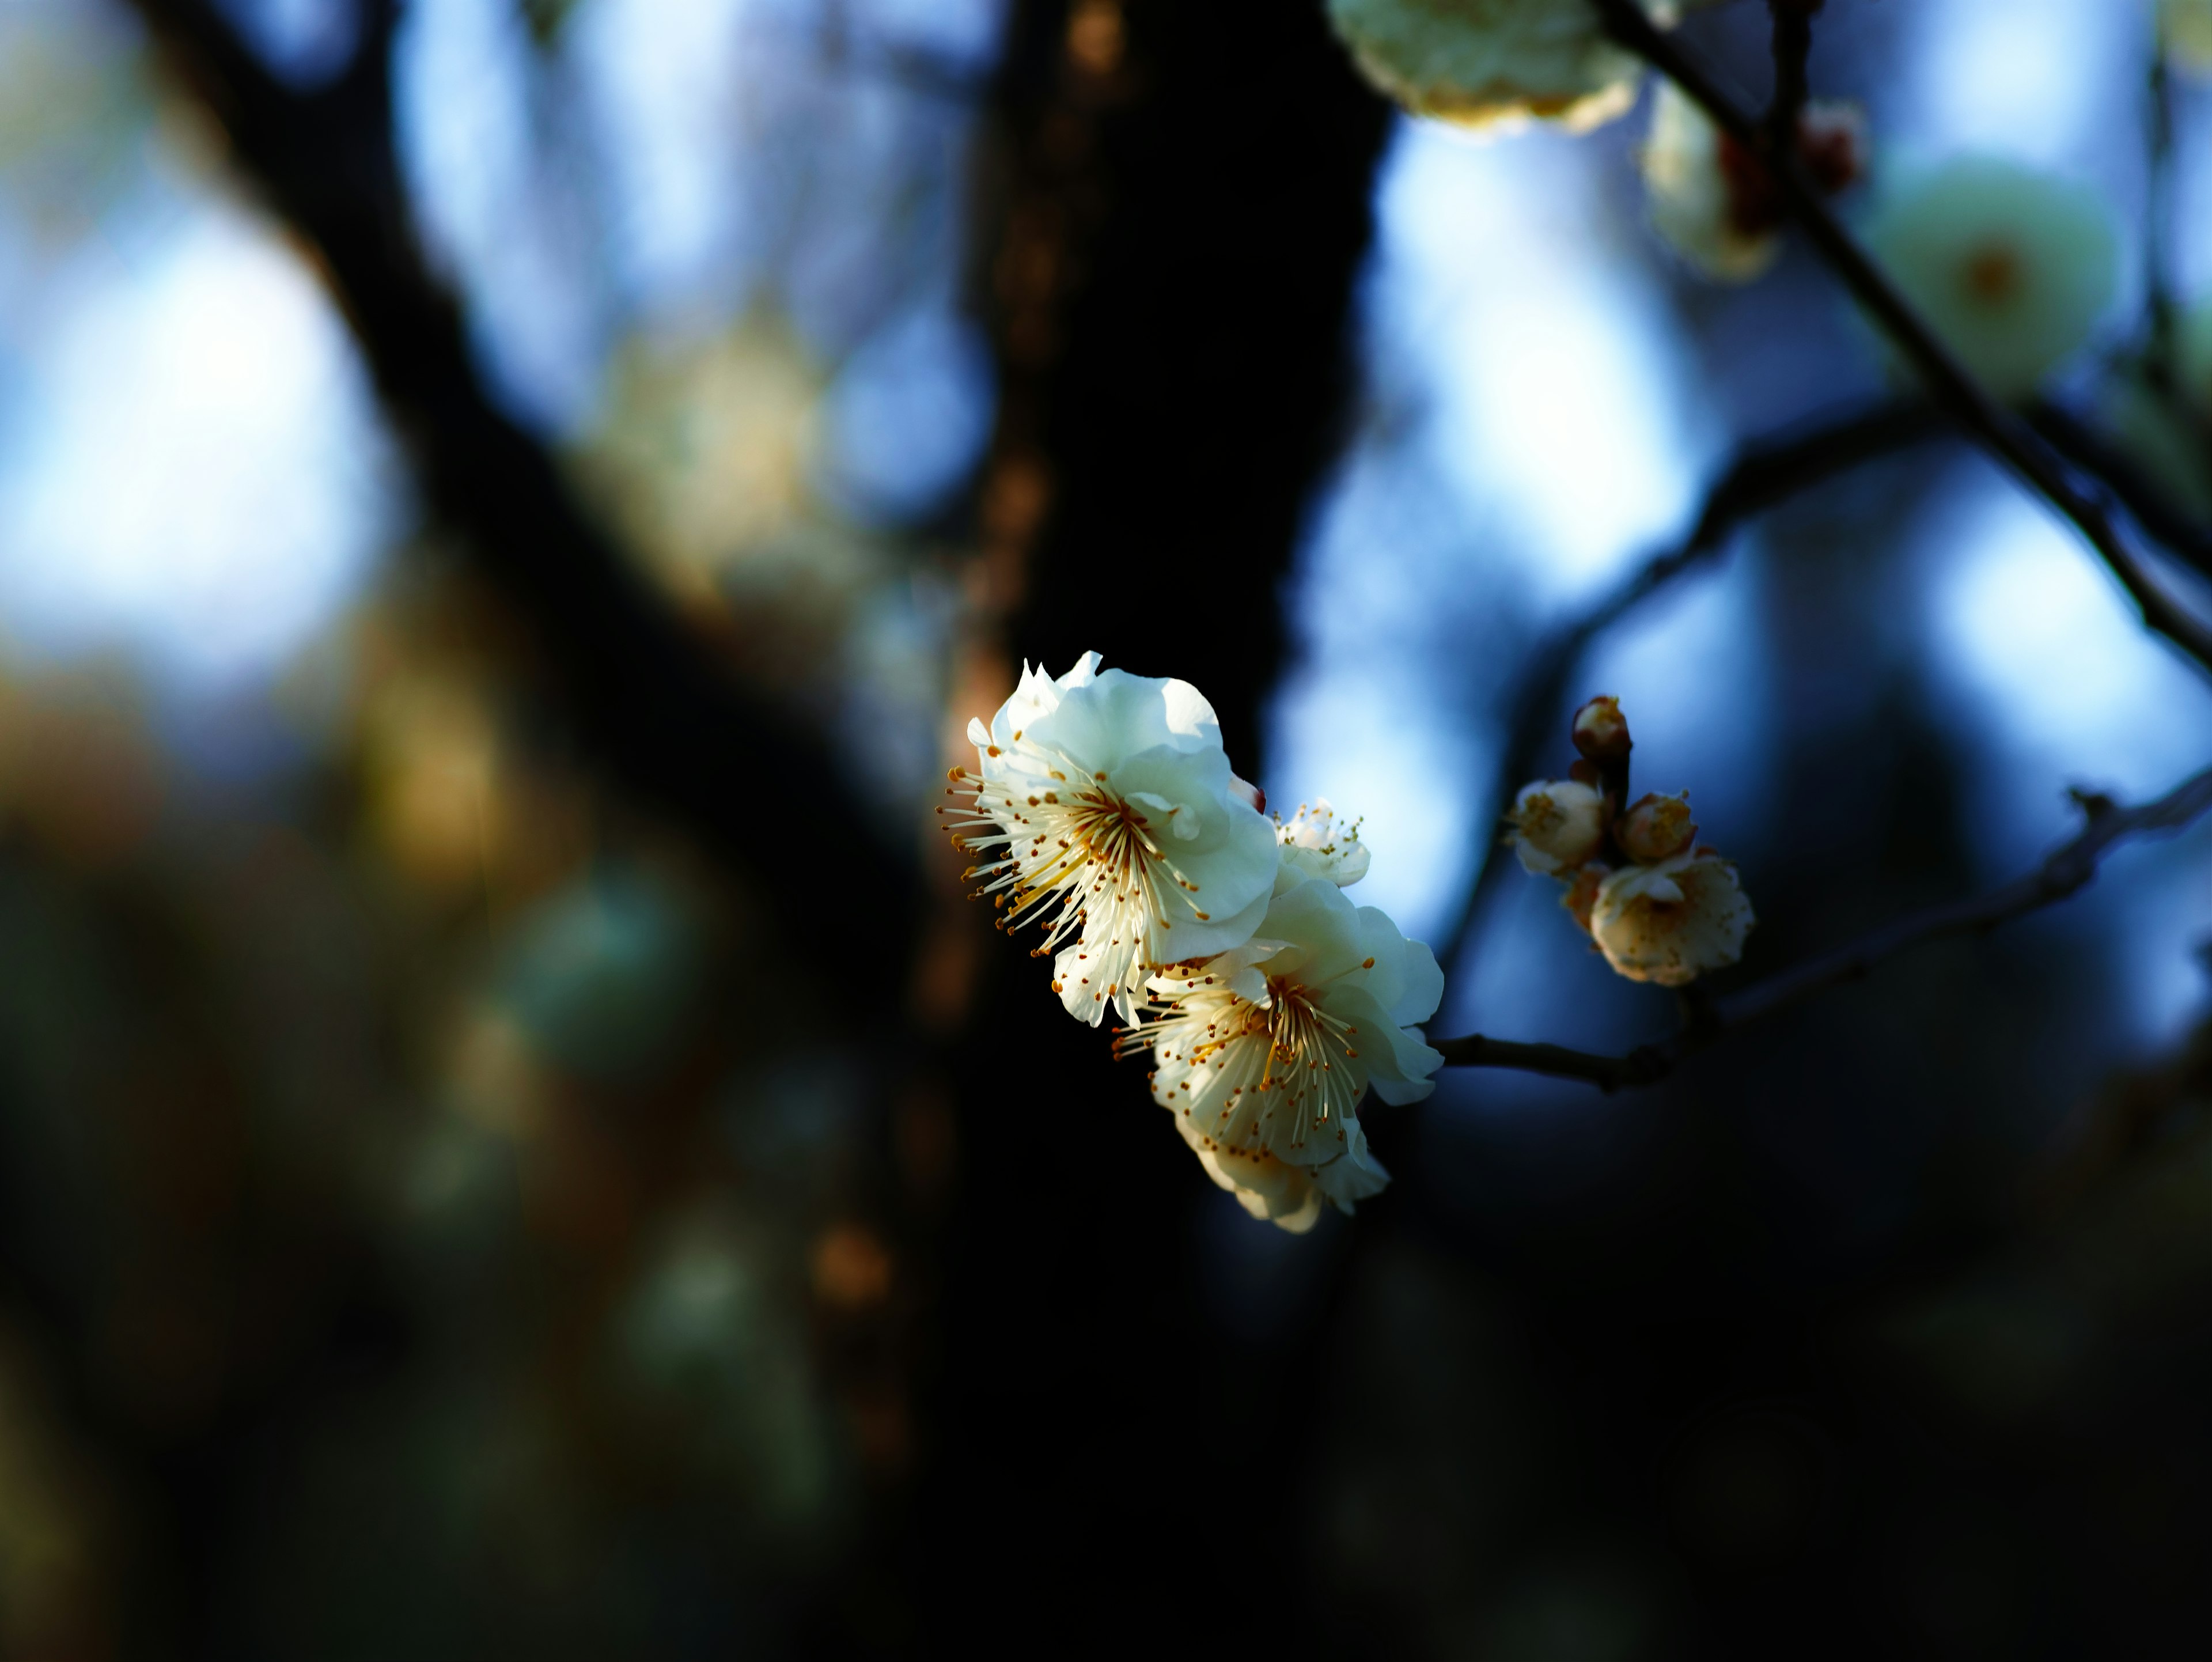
[1589,0,2212,677]
[1431,397,1944,978]
[1763,0,1817,147]
[2146,47,2177,386]
[1433,760,2212,1090]
[2029,400,2212,582]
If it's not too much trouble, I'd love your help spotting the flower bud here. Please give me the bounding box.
[1589,851,1754,986]
[1506,779,1607,876]
[1229,773,1266,816]
[1561,862,1608,936]
[1570,696,1631,766]
[1616,790,1697,864]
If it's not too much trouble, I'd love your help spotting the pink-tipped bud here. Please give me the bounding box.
[1617,790,1697,864]
[1796,100,1868,199]
[1229,774,1266,816]
[1571,696,1632,766]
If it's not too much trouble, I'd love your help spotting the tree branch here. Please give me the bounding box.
[1432,759,2212,1090]
[122,0,919,949]
[1763,0,1817,147]
[2028,400,2212,582]
[1430,396,1944,977]
[1590,0,2212,678]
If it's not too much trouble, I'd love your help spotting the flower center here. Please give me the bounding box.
[1961,241,2022,305]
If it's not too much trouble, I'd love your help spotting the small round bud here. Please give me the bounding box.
[1617,790,1697,864]
[1506,779,1608,876]
[1571,696,1631,765]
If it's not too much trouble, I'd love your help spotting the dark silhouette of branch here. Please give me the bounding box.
[123,0,918,949]
[1763,0,1816,146]
[1431,396,1944,976]
[1433,759,2212,1089]
[2029,400,2212,580]
[1591,0,2212,677]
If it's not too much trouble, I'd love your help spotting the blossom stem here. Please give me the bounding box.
[1589,0,2212,679]
[1433,759,2212,1091]
[1763,0,1817,150]
[1434,397,1945,978]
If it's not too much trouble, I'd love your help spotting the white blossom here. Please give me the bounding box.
[1589,850,1753,986]
[1507,779,1608,875]
[944,654,1279,1027]
[1616,789,1696,865]
[1640,80,1781,282]
[1118,879,1445,1232]
[1274,798,1372,893]
[1325,0,1658,136]
[1641,86,1866,283]
[1860,157,2118,400]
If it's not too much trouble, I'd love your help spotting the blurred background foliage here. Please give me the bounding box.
[0,0,2208,1657]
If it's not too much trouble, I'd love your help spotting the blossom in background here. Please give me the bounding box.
[1507,778,1608,874]
[1274,797,1372,892]
[2103,298,2212,520]
[943,653,1279,1027]
[2165,0,2212,74]
[1639,81,1866,283]
[1588,849,1753,986]
[1119,877,1444,1232]
[1860,156,2118,400]
[1325,0,1651,135]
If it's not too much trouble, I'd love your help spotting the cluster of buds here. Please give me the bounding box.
[1505,697,1754,986]
[941,654,1445,1233]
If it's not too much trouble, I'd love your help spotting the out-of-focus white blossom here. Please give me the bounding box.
[1507,778,1608,875]
[1641,80,1780,282]
[1274,798,1371,893]
[1120,879,1445,1232]
[1861,157,2118,399]
[1589,850,1753,986]
[2164,0,2212,74]
[1639,84,1866,283]
[1325,0,1667,136]
[944,654,1278,1027]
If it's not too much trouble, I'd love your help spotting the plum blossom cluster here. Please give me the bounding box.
[942,655,1444,1233]
[1506,697,1753,986]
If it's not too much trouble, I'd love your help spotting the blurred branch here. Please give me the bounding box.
[1433,759,2212,1089]
[2146,47,2177,382]
[2029,400,2212,580]
[122,0,917,949]
[1763,0,1816,146]
[1431,396,1944,976]
[1591,0,2212,678]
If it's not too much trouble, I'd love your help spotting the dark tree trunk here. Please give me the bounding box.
[908,0,1389,1645]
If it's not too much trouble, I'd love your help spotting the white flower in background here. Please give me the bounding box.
[1860,156,2118,400]
[944,653,1279,1027]
[1641,79,1782,282]
[1274,798,1372,892]
[2164,0,2212,74]
[1325,0,1658,135]
[2103,298,2212,520]
[1507,778,1608,874]
[1639,84,1867,283]
[1119,879,1445,1232]
[1589,850,1753,986]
